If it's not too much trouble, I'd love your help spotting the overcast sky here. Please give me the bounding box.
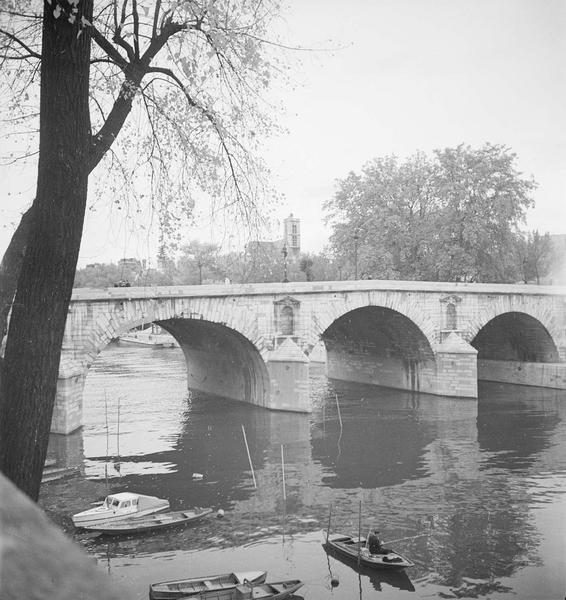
[1,0,565,265]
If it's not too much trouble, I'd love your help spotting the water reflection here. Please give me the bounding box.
[41,344,566,600]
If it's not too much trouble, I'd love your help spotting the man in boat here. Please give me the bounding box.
[367,529,383,554]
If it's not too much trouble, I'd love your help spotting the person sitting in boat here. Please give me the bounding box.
[367,529,383,554]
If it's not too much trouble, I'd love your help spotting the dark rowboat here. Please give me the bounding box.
[149,571,267,600]
[179,579,303,600]
[82,507,212,535]
[323,539,415,591]
[323,534,414,569]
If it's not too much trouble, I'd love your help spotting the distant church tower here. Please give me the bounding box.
[283,213,300,256]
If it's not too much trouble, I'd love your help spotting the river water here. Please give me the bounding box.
[41,343,566,600]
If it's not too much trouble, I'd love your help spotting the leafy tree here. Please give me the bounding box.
[299,255,315,281]
[242,241,285,283]
[432,144,536,282]
[325,144,536,283]
[515,230,554,284]
[176,240,222,284]
[0,0,286,499]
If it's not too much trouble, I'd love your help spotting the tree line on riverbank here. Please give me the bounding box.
[76,143,563,289]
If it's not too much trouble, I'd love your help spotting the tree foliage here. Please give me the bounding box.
[515,230,555,285]
[1,0,285,244]
[324,144,538,283]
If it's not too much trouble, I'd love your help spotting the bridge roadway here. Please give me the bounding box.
[53,280,566,434]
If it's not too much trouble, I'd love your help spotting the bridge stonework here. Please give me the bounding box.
[52,281,566,434]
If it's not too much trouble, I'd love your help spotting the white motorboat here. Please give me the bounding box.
[72,492,170,528]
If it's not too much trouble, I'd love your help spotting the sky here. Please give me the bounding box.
[1,0,565,266]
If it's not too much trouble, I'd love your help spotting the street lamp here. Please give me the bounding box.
[353,233,359,280]
[282,244,289,283]
[197,260,203,285]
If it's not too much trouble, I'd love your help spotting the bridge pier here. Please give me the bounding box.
[265,338,311,412]
[53,361,86,434]
[326,332,478,398]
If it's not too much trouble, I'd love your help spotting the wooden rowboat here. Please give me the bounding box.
[82,507,212,535]
[149,571,267,600]
[179,579,303,600]
[323,539,415,591]
[323,533,414,569]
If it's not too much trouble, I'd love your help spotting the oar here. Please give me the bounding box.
[383,532,431,545]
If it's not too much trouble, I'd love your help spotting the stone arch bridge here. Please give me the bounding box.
[53,280,566,433]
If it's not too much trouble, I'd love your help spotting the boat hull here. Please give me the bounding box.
[189,580,303,600]
[149,571,267,600]
[83,508,212,535]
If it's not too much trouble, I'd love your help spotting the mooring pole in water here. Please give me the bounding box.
[326,503,332,543]
[335,393,343,430]
[104,391,109,495]
[281,444,286,501]
[357,500,362,567]
[241,424,257,488]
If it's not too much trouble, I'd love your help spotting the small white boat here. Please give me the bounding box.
[72,492,170,528]
[118,325,179,348]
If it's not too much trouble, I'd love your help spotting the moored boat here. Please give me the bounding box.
[323,533,414,569]
[178,579,303,600]
[72,492,170,528]
[323,539,415,591]
[149,571,267,600]
[82,507,213,535]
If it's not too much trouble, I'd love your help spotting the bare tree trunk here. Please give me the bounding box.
[0,2,93,500]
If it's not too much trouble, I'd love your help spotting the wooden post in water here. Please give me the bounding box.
[104,392,109,495]
[241,425,257,488]
[280,444,286,501]
[357,500,362,567]
[335,393,343,430]
[326,503,332,543]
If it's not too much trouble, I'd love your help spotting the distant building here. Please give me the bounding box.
[283,213,301,256]
[245,215,301,260]
[118,257,146,272]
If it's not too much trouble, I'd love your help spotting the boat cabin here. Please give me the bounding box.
[103,493,140,510]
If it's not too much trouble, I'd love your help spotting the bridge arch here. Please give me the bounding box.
[321,306,435,362]
[319,304,438,394]
[75,296,270,410]
[305,291,437,353]
[81,296,263,365]
[472,312,560,363]
[465,297,562,358]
